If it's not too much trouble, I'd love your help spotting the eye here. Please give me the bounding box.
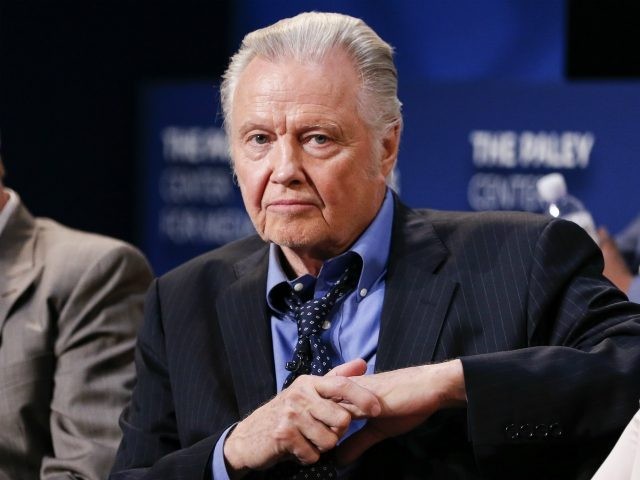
[310,134,328,145]
[250,134,269,145]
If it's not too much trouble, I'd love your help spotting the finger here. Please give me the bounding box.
[283,428,323,466]
[315,377,381,418]
[334,424,386,466]
[327,358,367,377]
[308,400,353,438]
[297,411,341,454]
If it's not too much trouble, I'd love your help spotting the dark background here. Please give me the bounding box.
[0,0,638,248]
[0,0,231,244]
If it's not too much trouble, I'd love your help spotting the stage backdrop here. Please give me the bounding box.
[400,82,640,231]
[140,80,640,274]
[139,83,253,274]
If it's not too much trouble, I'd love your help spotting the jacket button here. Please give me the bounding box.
[519,423,533,439]
[534,424,549,438]
[505,424,519,440]
[549,422,563,438]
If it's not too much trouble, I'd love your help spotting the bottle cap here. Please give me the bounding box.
[536,173,568,203]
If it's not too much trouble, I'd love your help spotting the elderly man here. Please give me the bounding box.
[0,158,153,479]
[112,12,640,479]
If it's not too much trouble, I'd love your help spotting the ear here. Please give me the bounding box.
[379,123,401,179]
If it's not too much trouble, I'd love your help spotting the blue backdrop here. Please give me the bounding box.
[139,1,639,274]
[139,83,253,274]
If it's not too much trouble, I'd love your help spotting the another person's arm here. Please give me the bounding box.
[599,227,634,294]
[591,409,640,480]
[43,243,152,479]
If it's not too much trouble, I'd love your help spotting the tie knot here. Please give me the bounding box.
[285,257,361,311]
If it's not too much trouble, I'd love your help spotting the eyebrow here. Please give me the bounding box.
[236,122,267,137]
[236,120,344,137]
[297,121,341,132]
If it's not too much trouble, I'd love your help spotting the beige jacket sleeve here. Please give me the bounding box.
[1,201,154,479]
[38,242,152,479]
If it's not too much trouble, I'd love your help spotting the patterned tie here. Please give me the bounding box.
[283,260,361,386]
[272,258,361,480]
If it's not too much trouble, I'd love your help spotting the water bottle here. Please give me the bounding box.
[536,173,599,245]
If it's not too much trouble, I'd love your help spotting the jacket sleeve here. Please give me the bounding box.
[110,279,229,480]
[42,243,153,480]
[462,218,640,478]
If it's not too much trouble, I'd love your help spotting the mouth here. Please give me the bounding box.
[265,199,318,213]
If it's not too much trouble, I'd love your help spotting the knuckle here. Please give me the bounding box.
[317,432,339,451]
[330,376,350,391]
[283,389,306,408]
[282,407,298,424]
[296,448,320,465]
[334,408,351,428]
[283,391,298,405]
[273,424,295,443]
[363,395,378,410]
[295,375,313,387]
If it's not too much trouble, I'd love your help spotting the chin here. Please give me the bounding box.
[267,225,325,250]
[269,234,315,250]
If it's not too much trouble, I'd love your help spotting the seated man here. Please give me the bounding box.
[111,12,640,479]
[0,158,153,479]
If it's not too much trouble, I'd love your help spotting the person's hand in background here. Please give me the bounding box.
[598,227,633,294]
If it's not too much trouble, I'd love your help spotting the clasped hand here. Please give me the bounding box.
[224,358,465,477]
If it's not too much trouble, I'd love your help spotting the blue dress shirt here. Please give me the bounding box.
[212,189,395,479]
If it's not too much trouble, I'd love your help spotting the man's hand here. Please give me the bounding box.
[599,227,633,294]
[336,359,467,466]
[223,359,381,478]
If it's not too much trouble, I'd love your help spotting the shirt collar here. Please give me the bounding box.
[266,188,395,315]
[0,188,20,239]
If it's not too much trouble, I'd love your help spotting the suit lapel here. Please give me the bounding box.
[0,203,42,336]
[216,246,276,417]
[215,199,459,409]
[376,201,458,372]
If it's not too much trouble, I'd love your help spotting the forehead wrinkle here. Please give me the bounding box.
[249,68,345,107]
[242,98,344,133]
[232,54,362,138]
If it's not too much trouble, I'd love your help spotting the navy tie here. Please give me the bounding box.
[282,261,360,386]
[273,258,361,480]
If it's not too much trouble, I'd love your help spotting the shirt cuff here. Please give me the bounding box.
[211,423,238,480]
[627,276,640,304]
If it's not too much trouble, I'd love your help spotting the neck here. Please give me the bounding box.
[279,247,326,277]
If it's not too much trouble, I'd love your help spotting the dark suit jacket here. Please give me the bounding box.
[111,199,640,479]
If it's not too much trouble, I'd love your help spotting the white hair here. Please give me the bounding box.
[220,11,403,145]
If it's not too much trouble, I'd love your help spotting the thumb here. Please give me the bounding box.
[327,358,367,377]
[335,424,386,466]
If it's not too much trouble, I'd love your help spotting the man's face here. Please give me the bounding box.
[230,49,398,264]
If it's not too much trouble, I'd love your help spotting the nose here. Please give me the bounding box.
[270,136,305,186]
